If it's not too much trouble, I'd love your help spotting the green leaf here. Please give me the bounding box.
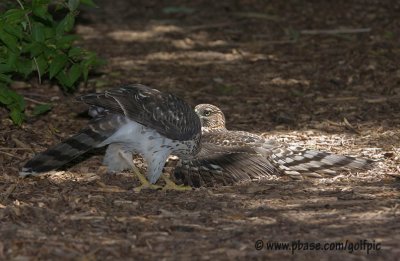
[0,73,12,83]
[16,97,26,111]
[35,54,49,76]
[0,86,13,104]
[3,24,23,39]
[0,30,18,52]
[6,51,19,70]
[3,9,28,24]
[82,63,89,82]
[44,26,55,39]
[32,6,50,21]
[0,64,13,74]
[32,0,51,7]
[21,21,28,31]
[49,53,68,79]
[0,86,25,113]
[55,70,71,88]
[33,103,52,115]
[80,53,104,81]
[43,46,57,60]
[7,90,25,110]
[68,63,81,86]
[32,22,45,42]
[80,0,98,7]
[10,108,25,126]
[68,47,83,58]
[31,0,52,21]
[56,13,75,35]
[16,58,33,77]
[56,35,79,49]
[26,42,45,57]
[81,57,94,82]
[67,0,80,11]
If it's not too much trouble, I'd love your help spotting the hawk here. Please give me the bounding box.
[173,104,374,187]
[20,84,201,190]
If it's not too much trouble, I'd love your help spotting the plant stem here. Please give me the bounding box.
[16,0,42,84]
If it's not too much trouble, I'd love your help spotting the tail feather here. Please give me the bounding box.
[270,146,374,179]
[20,128,109,177]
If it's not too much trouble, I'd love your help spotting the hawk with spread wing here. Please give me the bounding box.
[20,84,201,190]
[173,104,374,187]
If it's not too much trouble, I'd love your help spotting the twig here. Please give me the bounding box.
[1,184,17,201]
[300,28,371,35]
[24,97,47,105]
[12,135,33,150]
[33,58,42,84]
[343,118,361,135]
[16,0,24,9]
[16,92,49,98]
[0,150,21,159]
[0,148,32,151]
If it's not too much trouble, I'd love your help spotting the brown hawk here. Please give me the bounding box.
[173,104,374,187]
[20,84,201,190]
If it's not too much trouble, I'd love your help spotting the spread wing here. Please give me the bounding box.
[77,84,201,141]
[173,131,279,187]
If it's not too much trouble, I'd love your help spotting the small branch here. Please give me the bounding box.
[16,0,24,9]
[11,135,33,150]
[300,28,371,35]
[24,97,47,105]
[0,150,21,159]
[33,58,42,84]
[0,148,32,151]
[1,184,17,201]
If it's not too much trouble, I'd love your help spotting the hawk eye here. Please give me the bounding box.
[204,110,211,116]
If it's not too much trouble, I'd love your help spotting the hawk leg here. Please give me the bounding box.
[115,150,162,192]
[116,147,192,192]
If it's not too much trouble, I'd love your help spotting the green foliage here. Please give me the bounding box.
[0,83,25,125]
[33,103,52,115]
[0,0,103,125]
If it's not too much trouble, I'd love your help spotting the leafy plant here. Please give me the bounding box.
[0,0,102,125]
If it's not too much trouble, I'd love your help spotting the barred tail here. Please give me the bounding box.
[270,146,375,179]
[20,128,109,177]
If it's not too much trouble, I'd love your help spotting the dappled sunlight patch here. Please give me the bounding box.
[75,25,101,40]
[171,38,228,49]
[107,25,182,42]
[268,77,311,87]
[145,50,268,63]
[108,49,269,68]
[146,50,242,61]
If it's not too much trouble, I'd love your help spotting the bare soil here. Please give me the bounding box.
[1,0,400,260]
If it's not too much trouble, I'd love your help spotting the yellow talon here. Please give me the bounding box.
[117,149,191,192]
[117,150,162,192]
[132,167,162,192]
[161,175,193,191]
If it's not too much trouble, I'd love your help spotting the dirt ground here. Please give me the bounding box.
[1,0,400,260]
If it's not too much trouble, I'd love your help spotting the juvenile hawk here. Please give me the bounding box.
[173,104,374,187]
[20,84,201,189]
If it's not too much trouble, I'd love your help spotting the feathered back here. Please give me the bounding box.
[78,84,201,141]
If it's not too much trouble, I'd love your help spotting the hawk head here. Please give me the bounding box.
[194,104,226,131]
